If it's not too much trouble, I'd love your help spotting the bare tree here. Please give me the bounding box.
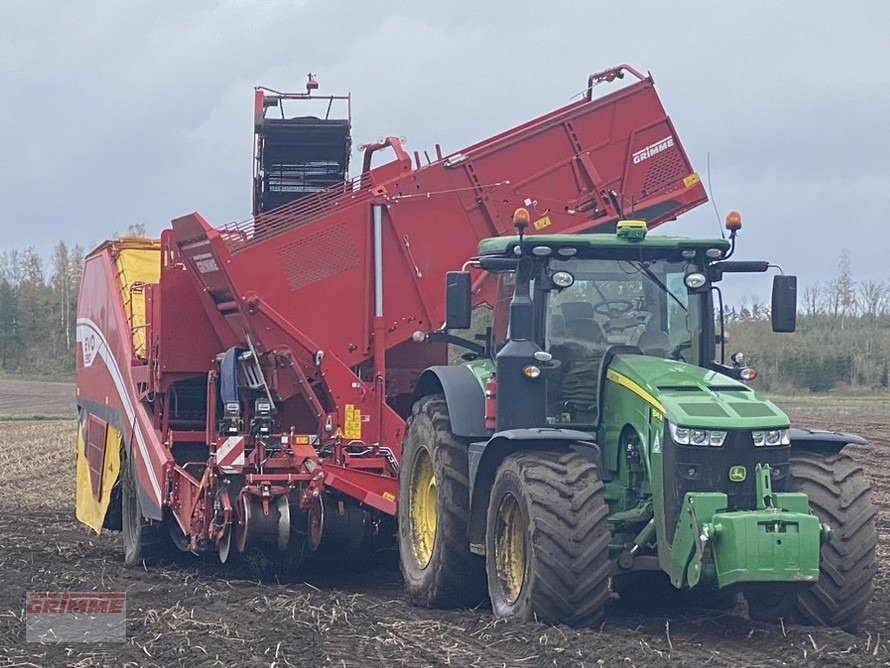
[126,223,147,238]
[836,249,857,325]
[858,279,889,319]
[802,283,822,315]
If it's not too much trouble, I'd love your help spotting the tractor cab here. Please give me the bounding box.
[449,211,797,433]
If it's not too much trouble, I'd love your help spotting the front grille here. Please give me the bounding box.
[661,426,791,542]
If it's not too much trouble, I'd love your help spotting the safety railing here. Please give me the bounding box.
[222,172,374,250]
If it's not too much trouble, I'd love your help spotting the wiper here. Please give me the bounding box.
[634,262,687,312]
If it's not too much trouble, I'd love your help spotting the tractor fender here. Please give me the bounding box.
[466,428,600,554]
[413,366,487,439]
[788,427,868,453]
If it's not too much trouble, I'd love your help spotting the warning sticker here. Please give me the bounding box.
[683,173,701,188]
[344,404,362,440]
[533,215,552,231]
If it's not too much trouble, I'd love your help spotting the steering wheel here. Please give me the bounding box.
[593,299,636,319]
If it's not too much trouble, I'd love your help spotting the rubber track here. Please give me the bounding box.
[787,449,877,631]
[401,395,486,608]
[506,450,611,626]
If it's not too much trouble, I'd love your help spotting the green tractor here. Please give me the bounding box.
[399,211,876,630]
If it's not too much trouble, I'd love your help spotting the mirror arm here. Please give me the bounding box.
[426,332,486,356]
[724,229,738,259]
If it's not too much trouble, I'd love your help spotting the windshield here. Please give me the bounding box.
[543,258,701,425]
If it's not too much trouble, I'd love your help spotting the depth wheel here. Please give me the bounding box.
[485,449,611,626]
[746,449,876,631]
[399,394,486,608]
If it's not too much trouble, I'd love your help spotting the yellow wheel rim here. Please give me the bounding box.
[409,448,437,568]
[494,492,526,604]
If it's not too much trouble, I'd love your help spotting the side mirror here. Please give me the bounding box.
[446,271,472,329]
[771,275,797,332]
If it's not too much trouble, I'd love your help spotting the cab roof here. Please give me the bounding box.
[477,233,730,259]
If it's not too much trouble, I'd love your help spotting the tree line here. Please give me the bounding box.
[0,243,85,377]
[0,240,886,393]
[725,251,890,392]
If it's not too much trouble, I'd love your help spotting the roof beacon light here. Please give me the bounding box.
[616,219,647,242]
[725,210,742,232]
[513,207,530,243]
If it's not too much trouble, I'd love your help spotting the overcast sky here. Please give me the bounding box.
[1,1,888,302]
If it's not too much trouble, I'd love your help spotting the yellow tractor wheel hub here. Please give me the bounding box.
[494,492,526,603]
[409,448,437,568]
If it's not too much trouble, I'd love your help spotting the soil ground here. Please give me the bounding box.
[0,386,888,666]
[0,377,74,418]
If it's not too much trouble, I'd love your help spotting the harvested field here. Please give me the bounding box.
[0,377,74,418]
[0,394,889,666]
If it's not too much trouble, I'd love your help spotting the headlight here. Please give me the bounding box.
[709,430,727,447]
[753,429,788,446]
[684,272,707,289]
[669,423,690,444]
[669,422,726,447]
[551,271,575,288]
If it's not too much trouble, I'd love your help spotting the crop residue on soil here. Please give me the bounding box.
[1,397,889,666]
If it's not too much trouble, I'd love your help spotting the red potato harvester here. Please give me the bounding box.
[74,66,706,569]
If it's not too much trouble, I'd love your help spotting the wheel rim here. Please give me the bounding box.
[494,492,526,604]
[409,448,437,568]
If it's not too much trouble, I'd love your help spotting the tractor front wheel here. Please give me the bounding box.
[485,449,612,626]
[746,449,876,631]
[398,395,486,608]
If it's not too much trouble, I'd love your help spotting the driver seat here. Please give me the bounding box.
[560,302,605,345]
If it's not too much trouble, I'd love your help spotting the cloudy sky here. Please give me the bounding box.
[1,1,887,301]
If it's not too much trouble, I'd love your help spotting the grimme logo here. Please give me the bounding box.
[81,333,98,367]
[632,135,675,164]
[26,592,126,642]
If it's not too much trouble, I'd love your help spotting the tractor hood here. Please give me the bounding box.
[607,355,790,430]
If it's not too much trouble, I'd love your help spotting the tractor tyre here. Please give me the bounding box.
[485,449,612,626]
[399,395,486,608]
[746,449,876,631]
[121,452,172,568]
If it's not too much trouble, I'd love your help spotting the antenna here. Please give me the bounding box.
[706,153,726,239]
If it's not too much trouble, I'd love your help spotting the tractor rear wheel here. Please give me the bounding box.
[746,449,876,631]
[399,395,486,608]
[485,449,612,626]
[121,453,172,567]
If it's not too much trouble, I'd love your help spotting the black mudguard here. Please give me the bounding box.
[789,427,868,452]
[413,366,487,439]
[466,428,600,554]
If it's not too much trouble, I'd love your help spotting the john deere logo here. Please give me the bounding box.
[729,466,747,482]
